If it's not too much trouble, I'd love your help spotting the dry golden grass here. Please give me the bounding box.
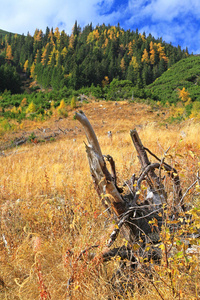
[0,100,200,299]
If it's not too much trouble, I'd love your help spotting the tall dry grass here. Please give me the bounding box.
[0,101,199,299]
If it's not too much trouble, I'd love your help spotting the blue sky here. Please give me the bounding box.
[0,0,199,54]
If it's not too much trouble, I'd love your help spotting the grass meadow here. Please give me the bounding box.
[0,100,200,299]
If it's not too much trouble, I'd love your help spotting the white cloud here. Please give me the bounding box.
[125,0,200,53]
[0,0,121,35]
[0,0,199,53]
[127,0,200,22]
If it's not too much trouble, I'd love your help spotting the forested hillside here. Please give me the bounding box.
[0,22,188,93]
[147,55,200,103]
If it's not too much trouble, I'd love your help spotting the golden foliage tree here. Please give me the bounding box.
[30,63,35,79]
[41,44,50,66]
[54,27,60,40]
[21,98,27,107]
[5,44,13,61]
[128,41,134,56]
[34,49,41,64]
[102,38,109,49]
[149,41,155,64]
[120,57,126,72]
[48,29,55,46]
[139,33,146,42]
[23,60,29,73]
[61,47,68,58]
[34,29,43,43]
[71,96,76,109]
[26,101,36,113]
[93,29,100,40]
[130,56,139,69]
[68,34,75,49]
[178,87,191,105]
[141,49,149,63]
[48,47,59,66]
[57,99,68,117]
[156,43,168,62]
[87,32,94,44]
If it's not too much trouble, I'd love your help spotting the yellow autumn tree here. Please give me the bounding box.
[157,43,168,62]
[48,47,58,66]
[5,44,13,61]
[120,57,126,72]
[11,106,18,114]
[50,100,55,109]
[141,49,149,63]
[57,99,68,117]
[87,32,94,44]
[68,34,75,49]
[103,28,107,37]
[17,106,22,113]
[30,63,35,79]
[139,33,146,42]
[48,30,55,46]
[54,27,60,40]
[23,60,29,73]
[34,49,41,64]
[34,29,42,43]
[54,27,61,48]
[26,101,36,113]
[87,29,100,43]
[149,41,155,64]
[41,44,50,66]
[102,38,109,48]
[108,27,116,40]
[128,41,134,56]
[61,47,68,58]
[71,96,76,109]
[93,29,100,40]
[21,98,27,107]
[130,56,139,69]
[178,87,191,105]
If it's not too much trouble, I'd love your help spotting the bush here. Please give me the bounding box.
[107,79,133,100]
[57,99,68,117]
[26,101,36,113]
[71,96,76,109]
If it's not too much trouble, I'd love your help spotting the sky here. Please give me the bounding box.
[0,0,200,54]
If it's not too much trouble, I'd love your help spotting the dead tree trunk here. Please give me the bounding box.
[75,111,184,254]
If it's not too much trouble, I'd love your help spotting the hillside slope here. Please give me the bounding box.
[0,100,168,151]
[0,29,16,37]
[147,55,200,103]
[0,23,188,93]
[0,100,200,299]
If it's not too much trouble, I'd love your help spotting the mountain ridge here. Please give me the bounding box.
[0,22,188,93]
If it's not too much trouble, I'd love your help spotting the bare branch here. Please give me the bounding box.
[179,179,198,205]
[75,111,103,156]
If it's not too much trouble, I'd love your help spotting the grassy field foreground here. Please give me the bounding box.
[0,100,200,299]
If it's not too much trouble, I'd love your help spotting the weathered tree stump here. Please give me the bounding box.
[75,111,184,250]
